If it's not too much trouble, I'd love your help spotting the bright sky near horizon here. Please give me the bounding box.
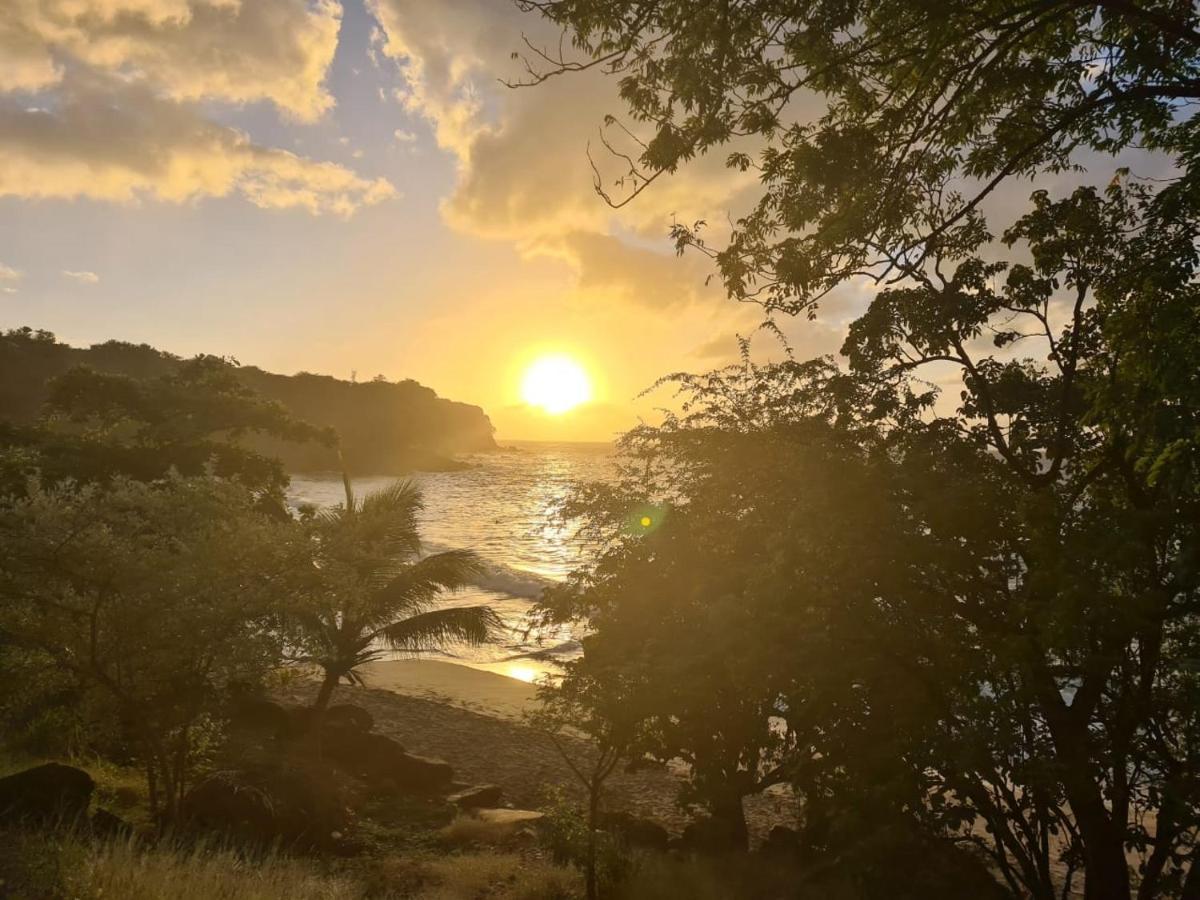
[0,0,859,441]
[3,2,1151,441]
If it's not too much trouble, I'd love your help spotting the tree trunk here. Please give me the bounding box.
[712,790,749,852]
[586,783,600,900]
[307,668,340,755]
[1181,856,1200,900]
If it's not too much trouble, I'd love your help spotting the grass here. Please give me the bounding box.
[0,750,811,899]
[67,837,360,900]
[0,831,583,900]
[415,852,580,900]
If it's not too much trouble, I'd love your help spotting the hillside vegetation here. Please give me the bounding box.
[0,328,495,474]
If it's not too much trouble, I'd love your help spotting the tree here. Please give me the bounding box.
[292,475,502,741]
[517,0,1200,311]
[531,661,643,899]
[541,182,1200,898]
[836,180,1200,899]
[10,355,334,506]
[0,475,305,822]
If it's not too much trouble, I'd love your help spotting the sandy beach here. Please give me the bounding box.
[279,660,796,844]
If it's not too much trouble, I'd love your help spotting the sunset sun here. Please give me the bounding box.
[520,355,592,414]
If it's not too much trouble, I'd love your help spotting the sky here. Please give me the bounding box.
[0,2,1161,442]
[0,0,842,441]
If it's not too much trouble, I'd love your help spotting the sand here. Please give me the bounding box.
[356,660,540,721]
[279,660,796,843]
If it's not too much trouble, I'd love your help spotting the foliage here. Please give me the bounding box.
[531,659,643,897]
[0,328,495,478]
[540,786,633,897]
[0,351,332,506]
[290,477,502,732]
[538,181,1200,899]
[0,475,308,820]
[517,0,1200,311]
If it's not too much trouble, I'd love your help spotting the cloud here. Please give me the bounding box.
[63,269,100,284]
[0,73,396,214]
[0,0,342,121]
[554,231,719,309]
[0,263,22,282]
[0,2,396,215]
[367,0,756,292]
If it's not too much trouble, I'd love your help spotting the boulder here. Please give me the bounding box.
[323,729,452,793]
[446,784,502,810]
[463,808,544,842]
[600,810,670,851]
[680,816,745,854]
[227,697,293,741]
[760,825,800,857]
[394,753,454,793]
[182,762,351,850]
[324,704,373,733]
[0,763,94,825]
[91,808,135,840]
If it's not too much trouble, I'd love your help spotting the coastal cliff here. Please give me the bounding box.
[0,328,496,474]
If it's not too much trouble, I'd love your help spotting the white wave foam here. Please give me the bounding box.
[423,541,555,600]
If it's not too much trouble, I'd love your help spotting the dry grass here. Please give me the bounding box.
[438,813,543,849]
[66,838,359,900]
[416,852,580,900]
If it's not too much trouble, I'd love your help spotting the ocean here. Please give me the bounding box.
[286,440,616,682]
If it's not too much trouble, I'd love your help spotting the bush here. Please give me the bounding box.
[541,790,632,895]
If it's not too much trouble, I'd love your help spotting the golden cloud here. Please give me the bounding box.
[367,0,757,302]
[1,0,341,120]
[0,74,396,214]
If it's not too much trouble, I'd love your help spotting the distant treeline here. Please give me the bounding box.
[0,328,496,474]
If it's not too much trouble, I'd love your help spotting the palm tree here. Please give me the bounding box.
[296,473,502,739]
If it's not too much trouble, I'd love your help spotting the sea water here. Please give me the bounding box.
[286,440,615,682]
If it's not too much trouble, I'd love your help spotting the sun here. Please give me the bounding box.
[521,355,592,414]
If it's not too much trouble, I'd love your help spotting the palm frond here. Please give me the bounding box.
[371,549,485,612]
[357,480,424,556]
[377,605,504,654]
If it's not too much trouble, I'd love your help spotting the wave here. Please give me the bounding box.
[472,563,553,599]
[424,541,555,600]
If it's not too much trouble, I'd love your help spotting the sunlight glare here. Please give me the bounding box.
[521,355,592,414]
[507,664,538,683]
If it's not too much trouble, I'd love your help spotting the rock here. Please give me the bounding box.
[227,697,293,741]
[446,784,502,810]
[324,704,373,733]
[394,753,454,793]
[474,808,544,827]
[182,762,351,850]
[470,808,545,841]
[322,729,452,793]
[760,825,800,857]
[91,808,134,840]
[0,763,94,825]
[600,810,670,851]
[324,730,406,777]
[680,816,745,854]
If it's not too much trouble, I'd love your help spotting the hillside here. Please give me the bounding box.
[0,328,496,474]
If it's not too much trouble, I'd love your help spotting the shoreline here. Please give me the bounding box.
[355,659,541,721]
[284,659,797,843]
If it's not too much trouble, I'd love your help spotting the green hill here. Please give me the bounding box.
[0,327,496,474]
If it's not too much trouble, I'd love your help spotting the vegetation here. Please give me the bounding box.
[0,475,307,820]
[0,329,496,477]
[3,1,1200,897]
[516,0,1200,311]
[520,2,1200,898]
[292,475,501,737]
